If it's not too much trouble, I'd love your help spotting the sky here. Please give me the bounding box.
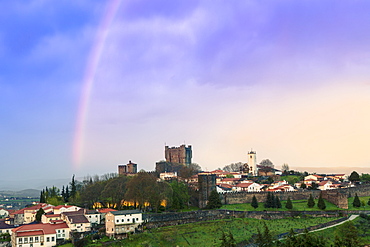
[2,0,370,189]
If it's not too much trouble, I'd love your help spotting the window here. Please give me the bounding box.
[18,238,22,243]
[122,219,124,222]
[47,237,50,242]
[24,238,28,243]
[30,237,33,243]
[52,237,55,241]
[127,219,130,222]
[136,218,139,221]
[58,230,60,233]
[116,220,119,223]
[35,237,39,242]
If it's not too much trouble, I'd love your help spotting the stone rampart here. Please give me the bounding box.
[220,184,370,209]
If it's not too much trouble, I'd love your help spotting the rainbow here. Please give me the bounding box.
[73,0,121,168]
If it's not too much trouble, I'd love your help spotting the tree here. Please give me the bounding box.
[300,183,307,189]
[170,180,190,210]
[222,162,244,172]
[101,176,129,209]
[255,223,274,247]
[307,194,315,208]
[125,172,158,210]
[282,164,289,175]
[285,197,293,210]
[206,190,222,209]
[353,193,361,208]
[259,159,274,168]
[317,192,326,210]
[308,182,319,190]
[361,173,370,182]
[35,208,45,222]
[348,171,360,183]
[367,198,370,206]
[333,221,360,247]
[219,231,236,247]
[251,195,258,209]
[275,196,282,209]
[264,192,272,208]
[70,175,77,199]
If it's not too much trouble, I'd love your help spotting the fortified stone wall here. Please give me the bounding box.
[219,184,370,209]
[221,190,321,205]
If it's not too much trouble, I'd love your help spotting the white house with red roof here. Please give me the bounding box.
[11,222,69,247]
[61,210,91,232]
[41,214,62,224]
[318,180,334,190]
[53,205,80,215]
[235,182,261,192]
[12,203,53,225]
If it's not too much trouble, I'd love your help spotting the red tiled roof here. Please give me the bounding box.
[236,183,253,188]
[97,208,117,213]
[221,178,240,182]
[13,222,69,236]
[218,184,233,189]
[45,214,60,218]
[17,230,44,237]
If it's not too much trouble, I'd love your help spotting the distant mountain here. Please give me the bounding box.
[0,178,71,191]
[0,189,40,198]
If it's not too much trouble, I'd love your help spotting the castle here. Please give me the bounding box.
[165,144,192,166]
[118,160,138,175]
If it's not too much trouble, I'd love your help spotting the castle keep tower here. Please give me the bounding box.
[198,174,216,208]
[248,150,257,176]
[165,144,192,166]
[118,160,137,175]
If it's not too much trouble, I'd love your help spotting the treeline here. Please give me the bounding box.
[40,172,194,212]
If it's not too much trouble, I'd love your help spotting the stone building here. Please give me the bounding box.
[118,161,138,175]
[198,174,216,208]
[165,145,192,166]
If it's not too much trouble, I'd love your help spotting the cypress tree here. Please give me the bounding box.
[286,197,293,209]
[318,192,326,210]
[264,192,271,208]
[206,190,222,209]
[367,198,370,206]
[307,194,315,208]
[275,196,282,208]
[353,193,361,208]
[251,195,258,209]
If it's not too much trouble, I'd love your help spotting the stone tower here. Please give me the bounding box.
[248,150,257,176]
[118,160,137,175]
[198,174,216,208]
[165,144,192,166]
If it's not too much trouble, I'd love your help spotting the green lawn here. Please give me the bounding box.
[87,217,339,247]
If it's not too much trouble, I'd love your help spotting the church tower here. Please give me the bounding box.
[248,150,257,176]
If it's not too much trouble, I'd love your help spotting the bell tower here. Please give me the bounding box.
[248,150,257,176]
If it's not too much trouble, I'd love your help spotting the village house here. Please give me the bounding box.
[12,203,53,225]
[235,182,261,192]
[61,210,91,233]
[85,209,101,226]
[97,208,117,224]
[11,222,69,247]
[53,205,80,215]
[0,208,9,218]
[41,213,62,224]
[105,210,143,238]
[0,219,16,235]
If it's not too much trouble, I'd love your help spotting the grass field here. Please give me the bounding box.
[83,217,340,247]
